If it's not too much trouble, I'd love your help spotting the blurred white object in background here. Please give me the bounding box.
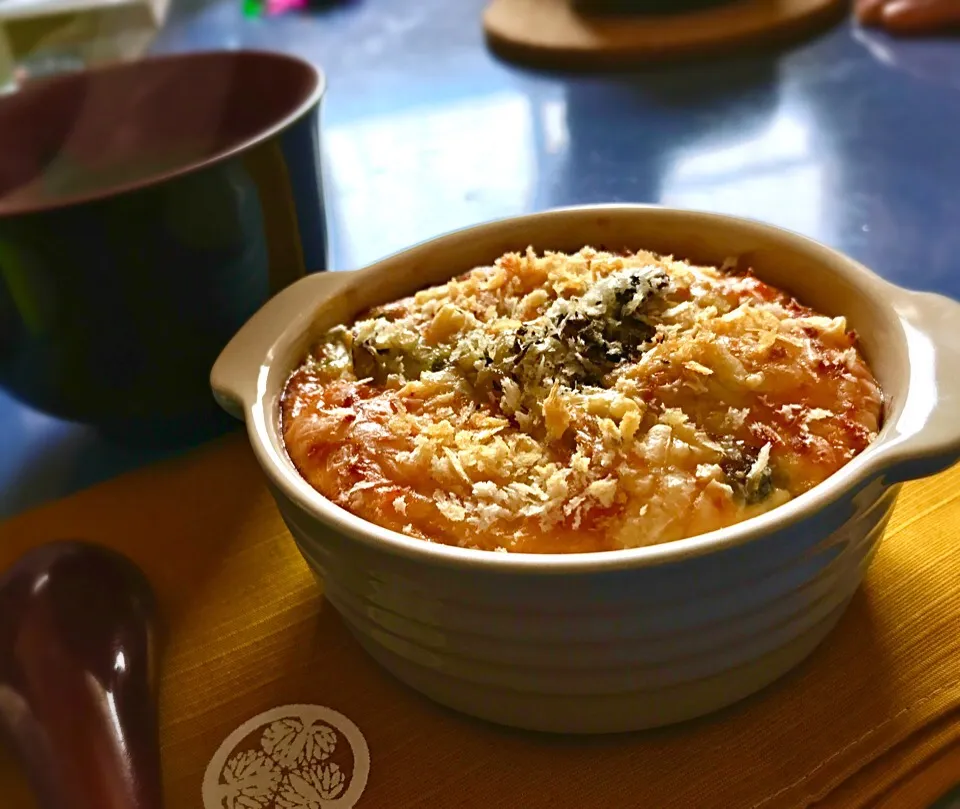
[0,0,169,90]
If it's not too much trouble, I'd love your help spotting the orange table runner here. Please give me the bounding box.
[1,433,960,808]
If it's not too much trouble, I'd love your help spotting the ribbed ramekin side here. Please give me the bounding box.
[278,486,894,698]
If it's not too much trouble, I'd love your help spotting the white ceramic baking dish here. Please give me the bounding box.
[211,205,960,733]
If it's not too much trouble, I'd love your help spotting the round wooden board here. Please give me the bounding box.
[483,0,848,70]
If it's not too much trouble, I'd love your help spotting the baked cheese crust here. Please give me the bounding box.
[282,248,882,553]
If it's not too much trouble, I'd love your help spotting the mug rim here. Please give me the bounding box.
[0,49,326,217]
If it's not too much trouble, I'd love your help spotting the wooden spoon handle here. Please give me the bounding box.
[0,541,161,809]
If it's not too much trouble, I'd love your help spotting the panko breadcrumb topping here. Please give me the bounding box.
[282,247,882,553]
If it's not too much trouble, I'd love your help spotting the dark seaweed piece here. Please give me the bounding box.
[352,341,382,381]
[720,441,774,504]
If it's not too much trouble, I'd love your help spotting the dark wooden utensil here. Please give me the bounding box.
[0,541,161,809]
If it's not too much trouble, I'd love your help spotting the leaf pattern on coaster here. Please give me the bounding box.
[218,750,281,808]
[262,718,338,768]
[204,705,368,809]
[275,762,346,808]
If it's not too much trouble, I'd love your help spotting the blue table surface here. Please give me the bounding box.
[2,2,960,803]
[5,1,960,521]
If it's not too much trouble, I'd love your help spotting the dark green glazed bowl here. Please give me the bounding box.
[0,50,326,432]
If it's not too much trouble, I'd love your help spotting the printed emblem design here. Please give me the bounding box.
[202,704,370,808]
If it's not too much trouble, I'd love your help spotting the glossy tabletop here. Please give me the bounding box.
[1,1,959,801]
[4,1,960,520]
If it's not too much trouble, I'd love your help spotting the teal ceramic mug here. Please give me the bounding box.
[0,50,326,435]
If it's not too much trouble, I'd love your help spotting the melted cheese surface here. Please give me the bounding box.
[282,248,882,553]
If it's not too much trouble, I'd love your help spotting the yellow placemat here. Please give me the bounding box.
[1,433,960,808]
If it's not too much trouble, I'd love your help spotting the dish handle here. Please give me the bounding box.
[869,288,960,483]
[210,270,356,421]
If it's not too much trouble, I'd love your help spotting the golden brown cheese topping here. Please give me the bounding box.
[281,248,882,553]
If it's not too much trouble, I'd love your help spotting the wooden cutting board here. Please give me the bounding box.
[483,0,848,70]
